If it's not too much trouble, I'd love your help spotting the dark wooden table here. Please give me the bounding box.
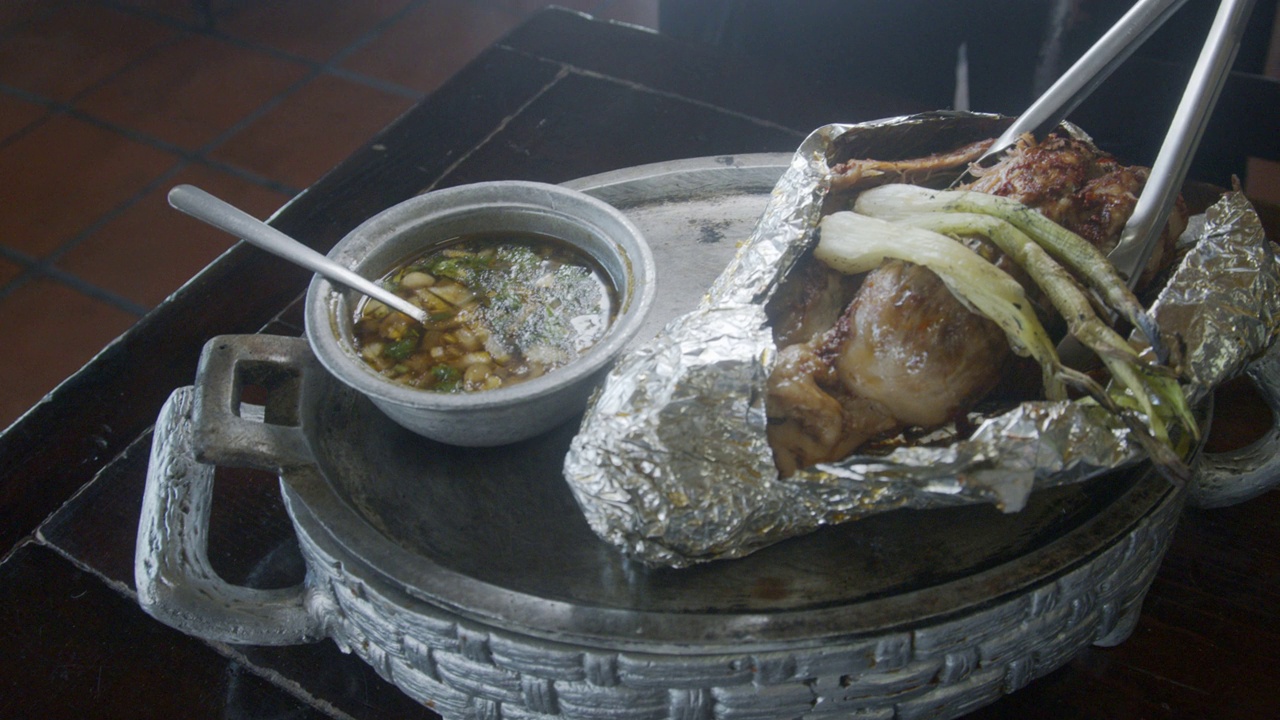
[2,8,1278,719]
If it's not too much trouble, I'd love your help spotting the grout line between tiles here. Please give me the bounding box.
[0,245,150,316]
[0,0,632,324]
[0,0,429,321]
[0,85,303,197]
[95,0,427,98]
[2,0,433,256]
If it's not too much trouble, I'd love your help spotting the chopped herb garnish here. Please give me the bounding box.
[352,233,616,393]
[430,364,462,392]
[384,333,420,361]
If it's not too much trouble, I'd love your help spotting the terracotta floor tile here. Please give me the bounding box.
[0,114,178,258]
[217,0,412,63]
[0,0,667,434]
[340,0,520,95]
[0,3,177,103]
[0,0,45,32]
[209,73,415,190]
[0,257,22,286]
[0,93,49,141]
[57,164,292,308]
[0,278,139,429]
[75,33,310,151]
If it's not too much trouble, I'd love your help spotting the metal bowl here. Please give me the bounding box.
[304,181,655,447]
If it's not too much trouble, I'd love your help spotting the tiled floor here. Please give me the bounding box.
[0,0,659,430]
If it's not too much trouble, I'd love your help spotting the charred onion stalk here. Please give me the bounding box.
[815,213,1088,404]
[887,212,1197,444]
[852,184,1166,363]
[817,196,1196,485]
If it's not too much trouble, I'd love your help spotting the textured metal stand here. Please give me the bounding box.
[139,384,1181,718]
[293,476,1179,720]
[135,154,1279,719]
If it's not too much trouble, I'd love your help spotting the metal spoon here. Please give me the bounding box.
[168,184,429,325]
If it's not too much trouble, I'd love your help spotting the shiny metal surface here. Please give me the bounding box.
[1109,0,1258,289]
[976,0,1259,293]
[137,375,1184,718]
[980,0,1190,163]
[168,183,431,325]
[568,114,1277,569]
[184,155,1179,646]
[136,153,1280,719]
[302,181,656,447]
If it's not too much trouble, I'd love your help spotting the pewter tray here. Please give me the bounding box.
[291,155,1176,644]
[138,155,1203,719]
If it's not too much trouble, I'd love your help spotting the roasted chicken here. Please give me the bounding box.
[767,134,1188,476]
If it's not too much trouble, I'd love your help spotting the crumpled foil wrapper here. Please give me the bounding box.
[563,113,1280,568]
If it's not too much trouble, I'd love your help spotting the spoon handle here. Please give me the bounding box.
[168,184,428,324]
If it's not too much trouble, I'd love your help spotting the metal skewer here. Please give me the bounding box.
[974,0,1191,167]
[1107,0,1257,289]
[969,0,1256,368]
[978,0,1257,292]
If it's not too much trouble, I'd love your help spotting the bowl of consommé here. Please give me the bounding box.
[304,181,655,446]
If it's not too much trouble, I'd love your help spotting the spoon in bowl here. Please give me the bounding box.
[168,184,429,325]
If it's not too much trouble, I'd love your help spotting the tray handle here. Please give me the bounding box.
[1191,337,1280,508]
[135,336,329,645]
[191,334,317,472]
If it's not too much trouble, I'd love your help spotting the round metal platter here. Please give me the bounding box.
[281,154,1175,653]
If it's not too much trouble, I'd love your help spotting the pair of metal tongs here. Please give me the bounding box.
[975,0,1256,294]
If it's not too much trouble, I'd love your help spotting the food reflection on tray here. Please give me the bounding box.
[565,113,1279,568]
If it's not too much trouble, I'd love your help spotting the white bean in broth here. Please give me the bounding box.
[353,232,617,393]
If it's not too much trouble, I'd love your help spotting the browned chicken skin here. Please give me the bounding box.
[828,260,1010,429]
[767,134,1186,477]
[965,134,1186,288]
[768,258,1012,476]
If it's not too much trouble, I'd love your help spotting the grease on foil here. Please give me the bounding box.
[564,114,1280,568]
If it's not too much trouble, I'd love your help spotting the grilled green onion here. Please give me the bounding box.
[889,211,1196,448]
[853,183,1163,361]
[820,190,1195,484]
[817,211,1083,402]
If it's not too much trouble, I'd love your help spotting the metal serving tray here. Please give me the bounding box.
[135,154,1280,719]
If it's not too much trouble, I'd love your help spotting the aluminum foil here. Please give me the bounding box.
[563,113,1280,568]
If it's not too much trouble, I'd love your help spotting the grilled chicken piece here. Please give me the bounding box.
[767,253,861,348]
[827,261,1010,429]
[768,259,1009,476]
[767,134,1181,476]
[829,138,993,194]
[966,134,1186,289]
[768,138,998,350]
[767,343,898,475]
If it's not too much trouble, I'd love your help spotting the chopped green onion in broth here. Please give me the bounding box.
[353,232,617,393]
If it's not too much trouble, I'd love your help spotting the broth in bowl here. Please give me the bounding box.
[305,179,655,446]
[353,232,618,393]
